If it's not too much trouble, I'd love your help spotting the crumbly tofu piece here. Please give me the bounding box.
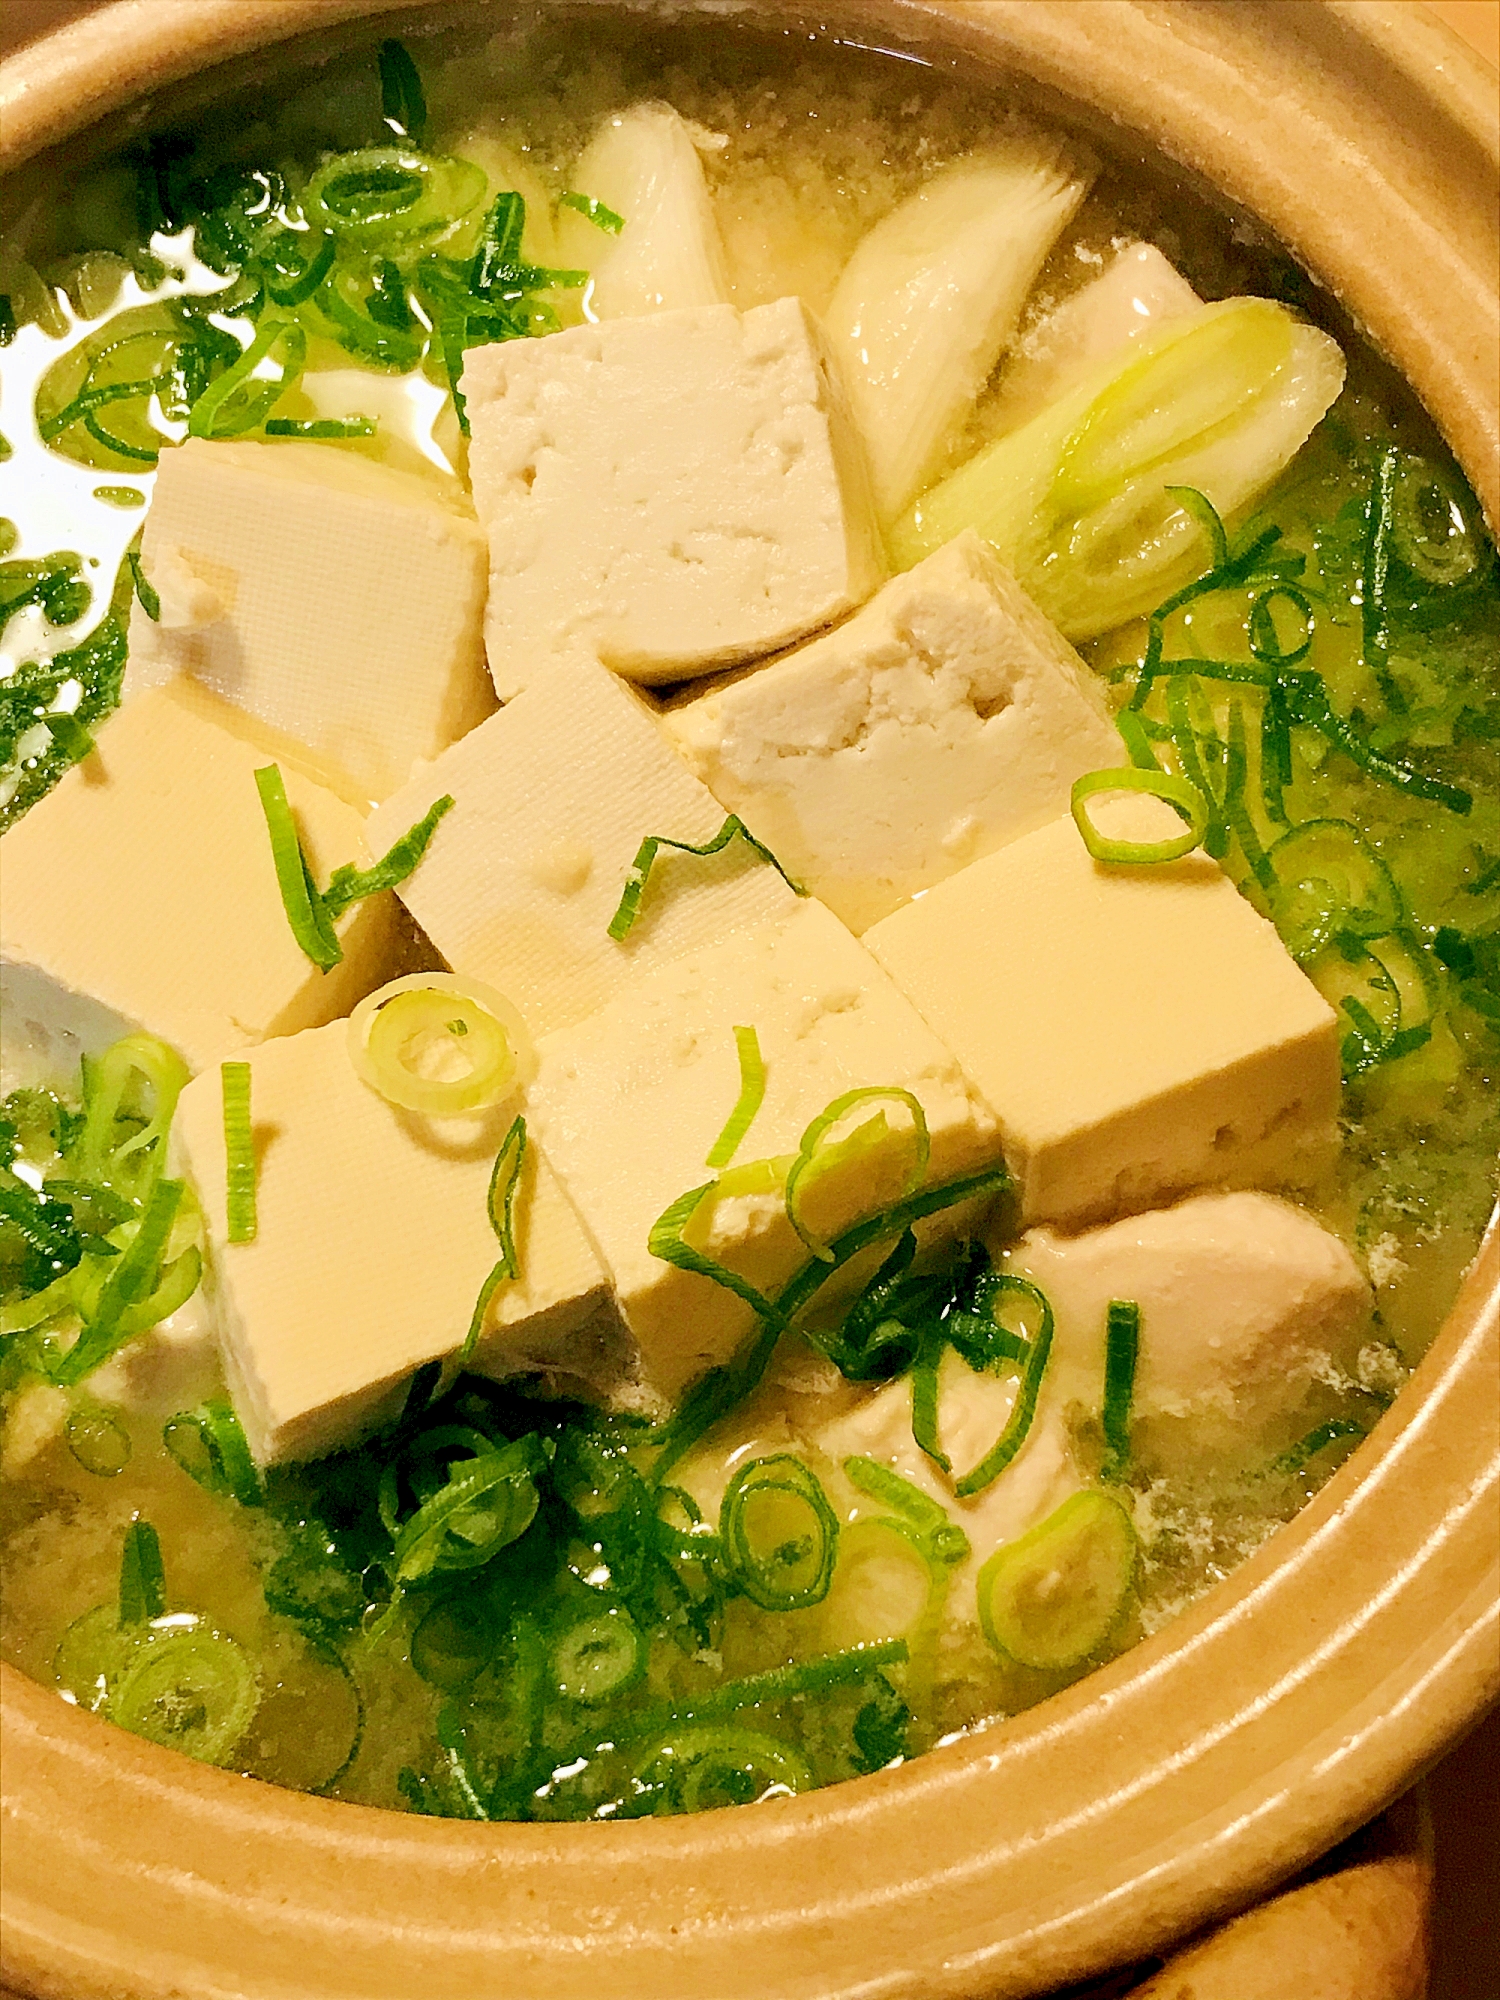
[555,102,732,319]
[0,681,398,1075]
[174,1020,618,1463]
[125,437,493,803]
[463,297,886,696]
[864,795,1340,1225]
[528,898,1005,1405]
[993,242,1201,433]
[365,652,798,1037]
[662,532,1125,931]
[1001,1191,1370,1455]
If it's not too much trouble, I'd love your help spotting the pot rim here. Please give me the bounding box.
[1,6,1497,1999]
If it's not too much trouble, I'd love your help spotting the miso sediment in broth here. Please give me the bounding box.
[1,17,1496,1821]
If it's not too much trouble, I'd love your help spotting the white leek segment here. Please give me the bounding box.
[824,143,1092,522]
[990,241,1201,434]
[558,101,731,319]
[347,973,535,1117]
[890,296,1346,640]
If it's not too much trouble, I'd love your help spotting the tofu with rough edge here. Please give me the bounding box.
[125,437,493,803]
[528,898,1005,1405]
[863,795,1339,1226]
[463,296,886,696]
[1000,1190,1370,1456]
[662,531,1125,932]
[365,651,797,1038]
[0,681,398,1075]
[174,1020,620,1464]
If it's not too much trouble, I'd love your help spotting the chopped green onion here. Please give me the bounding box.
[264,415,378,439]
[92,485,146,509]
[646,1178,789,1339]
[1263,818,1403,962]
[632,1724,813,1813]
[187,317,306,440]
[128,550,160,620]
[1270,1417,1366,1476]
[65,1406,132,1477]
[53,1176,186,1385]
[304,148,486,249]
[388,1433,548,1584]
[550,1609,645,1706]
[1070,765,1209,865]
[350,974,525,1118]
[1248,583,1314,669]
[471,192,527,295]
[109,1619,259,1765]
[1114,707,1161,772]
[953,1274,1055,1497]
[262,228,337,308]
[254,764,342,970]
[785,1086,930,1264]
[720,1453,839,1612]
[843,1455,971,1570]
[1389,454,1482,587]
[607,814,803,941]
[162,1397,262,1506]
[459,1115,528,1365]
[321,793,453,919]
[610,1637,910,1750]
[221,1061,256,1244]
[559,190,625,235]
[976,1489,1135,1670]
[1360,446,1404,714]
[377,38,428,146]
[704,1026,766,1170]
[118,1518,166,1625]
[1100,1299,1139,1481]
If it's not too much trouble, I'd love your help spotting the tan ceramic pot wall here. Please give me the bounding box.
[1,6,1497,1998]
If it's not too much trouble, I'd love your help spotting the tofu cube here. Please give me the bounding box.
[528,898,1005,1404]
[365,651,797,1037]
[1001,1190,1370,1456]
[126,438,493,803]
[463,296,886,695]
[663,532,1125,931]
[0,682,397,1075]
[174,1020,618,1463]
[863,795,1340,1225]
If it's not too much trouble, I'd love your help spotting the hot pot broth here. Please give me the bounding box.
[0,17,1496,1820]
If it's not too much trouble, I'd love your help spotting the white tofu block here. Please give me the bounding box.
[864,795,1340,1226]
[1001,1191,1370,1453]
[125,437,494,803]
[174,1020,617,1463]
[463,297,886,695]
[663,532,1125,932]
[529,898,1005,1405]
[993,243,1201,434]
[0,682,398,1075]
[366,652,798,1037]
[556,101,732,319]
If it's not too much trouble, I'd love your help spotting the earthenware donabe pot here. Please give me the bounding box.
[1,5,1496,1998]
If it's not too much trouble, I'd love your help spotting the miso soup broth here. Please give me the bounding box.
[1,10,1496,1824]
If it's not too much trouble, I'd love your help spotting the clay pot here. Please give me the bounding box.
[1,6,1496,1998]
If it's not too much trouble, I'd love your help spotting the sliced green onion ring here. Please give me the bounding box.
[550,1609,645,1706]
[65,1405,132,1477]
[785,1087,930,1264]
[459,1116,529,1365]
[720,1453,839,1612]
[187,317,306,440]
[1071,766,1209,865]
[109,1617,259,1764]
[162,1397,262,1506]
[634,1725,814,1814]
[976,1489,1136,1670]
[1390,454,1482,587]
[348,973,533,1117]
[952,1274,1055,1498]
[304,147,486,248]
[704,1025,767,1170]
[1264,819,1403,962]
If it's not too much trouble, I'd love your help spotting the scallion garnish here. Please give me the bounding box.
[458,1115,528,1366]
[255,766,453,968]
[550,1609,645,1706]
[377,38,428,147]
[221,1061,256,1244]
[52,1175,188,1386]
[949,1274,1055,1497]
[784,1086,930,1264]
[118,1518,167,1625]
[976,1490,1136,1669]
[1269,1416,1366,1476]
[1071,765,1209,865]
[703,1026,766,1170]
[264,415,378,439]
[349,973,525,1117]
[720,1453,839,1612]
[187,317,307,439]
[607,814,803,942]
[1100,1298,1139,1481]
[162,1397,262,1506]
[128,550,160,621]
[559,190,626,235]
[843,1456,971,1571]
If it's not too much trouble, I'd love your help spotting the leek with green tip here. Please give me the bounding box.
[824,141,1092,522]
[891,296,1346,639]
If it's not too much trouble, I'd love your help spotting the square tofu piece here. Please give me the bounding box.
[529,898,1004,1404]
[175,1020,616,1463]
[366,652,797,1037]
[463,296,886,695]
[126,438,493,803]
[663,532,1125,931]
[864,795,1340,1226]
[0,681,397,1074]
